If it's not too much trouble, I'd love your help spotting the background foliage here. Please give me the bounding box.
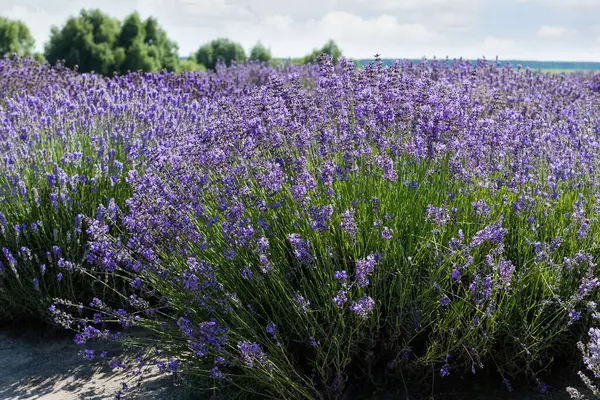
[0,10,343,74]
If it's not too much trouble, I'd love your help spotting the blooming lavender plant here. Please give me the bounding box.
[3,54,600,399]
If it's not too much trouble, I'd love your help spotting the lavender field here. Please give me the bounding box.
[1,55,600,399]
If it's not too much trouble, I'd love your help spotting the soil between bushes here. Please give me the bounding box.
[0,327,593,400]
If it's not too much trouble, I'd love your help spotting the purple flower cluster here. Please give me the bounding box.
[237,341,272,369]
[349,295,375,320]
[355,254,379,288]
[582,327,600,378]
[288,233,314,266]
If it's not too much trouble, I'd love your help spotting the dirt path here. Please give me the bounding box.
[0,328,182,400]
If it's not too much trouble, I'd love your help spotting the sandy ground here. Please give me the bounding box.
[0,328,184,400]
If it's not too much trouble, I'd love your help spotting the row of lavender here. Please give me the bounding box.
[1,55,599,398]
[0,56,322,320]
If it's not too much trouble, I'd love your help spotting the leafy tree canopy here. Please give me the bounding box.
[177,57,207,73]
[44,9,178,75]
[44,9,121,75]
[195,38,246,70]
[0,17,35,57]
[249,41,271,63]
[299,39,342,64]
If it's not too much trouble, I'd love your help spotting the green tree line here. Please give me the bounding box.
[0,9,345,74]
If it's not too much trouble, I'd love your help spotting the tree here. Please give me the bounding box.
[320,40,342,61]
[299,39,342,64]
[115,12,178,74]
[44,9,121,75]
[115,12,152,73]
[44,9,179,75]
[143,17,178,72]
[249,42,271,63]
[32,53,45,64]
[0,17,35,57]
[177,58,206,73]
[195,38,246,70]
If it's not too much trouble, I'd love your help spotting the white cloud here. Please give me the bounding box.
[479,37,517,57]
[432,13,473,30]
[247,11,440,59]
[536,25,575,39]
[309,12,438,44]
[135,0,255,26]
[262,15,294,33]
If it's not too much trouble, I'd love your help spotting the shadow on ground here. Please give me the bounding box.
[0,328,184,400]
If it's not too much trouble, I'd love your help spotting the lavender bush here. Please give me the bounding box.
[2,54,600,398]
[0,56,322,322]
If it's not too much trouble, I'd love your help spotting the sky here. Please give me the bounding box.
[1,0,600,61]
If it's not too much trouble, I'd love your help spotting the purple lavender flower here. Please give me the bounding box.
[568,309,581,324]
[470,217,506,248]
[440,353,451,377]
[266,322,277,339]
[309,204,334,232]
[426,204,450,228]
[52,246,62,259]
[376,154,398,182]
[164,359,178,372]
[440,296,451,308]
[319,161,335,186]
[309,336,320,348]
[46,173,56,188]
[210,366,225,379]
[355,254,378,287]
[130,277,143,290]
[259,254,273,274]
[257,236,269,253]
[82,349,95,360]
[109,357,125,370]
[334,270,348,285]
[258,161,286,193]
[49,193,59,210]
[451,266,461,281]
[472,199,490,219]
[288,233,314,265]
[381,226,393,240]
[440,364,450,377]
[293,292,310,313]
[537,381,548,394]
[333,290,348,309]
[496,258,515,289]
[582,327,600,377]
[237,341,271,369]
[340,208,358,241]
[349,295,375,320]
[239,265,254,280]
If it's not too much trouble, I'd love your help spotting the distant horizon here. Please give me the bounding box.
[354,58,600,68]
[246,57,600,69]
[178,55,600,65]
